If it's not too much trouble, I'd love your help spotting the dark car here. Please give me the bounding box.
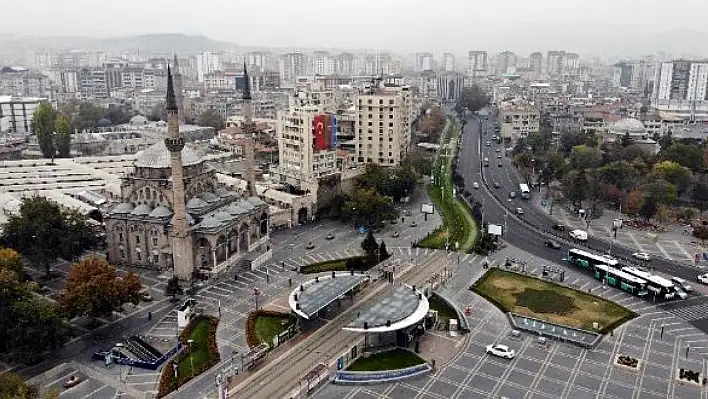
[493,181,500,188]
[545,240,561,249]
[551,224,566,231]
[306,242,315,249]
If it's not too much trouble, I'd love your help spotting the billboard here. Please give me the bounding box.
[313,114,338,151]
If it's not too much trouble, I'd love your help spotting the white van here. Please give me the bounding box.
[569,230,588,241]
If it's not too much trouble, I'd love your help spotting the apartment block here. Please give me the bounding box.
[499,103,540,140]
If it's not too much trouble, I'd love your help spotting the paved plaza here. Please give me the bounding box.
[314,246,708,399]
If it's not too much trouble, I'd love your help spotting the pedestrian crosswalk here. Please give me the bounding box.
[659,297,708,322]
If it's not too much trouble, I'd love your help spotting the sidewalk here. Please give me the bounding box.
[533,190,699,265]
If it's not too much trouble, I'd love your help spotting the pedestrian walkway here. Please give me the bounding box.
[534,193,699,264]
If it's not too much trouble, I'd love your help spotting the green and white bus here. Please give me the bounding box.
[594,264,649,297]
[567,248,619,270]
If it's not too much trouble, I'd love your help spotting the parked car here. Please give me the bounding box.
[498,162,503,167]
[473,182,480,189]
[306,242,315,250]
[515,207,524,215]
[697,273,708,285]
[545,240,561,249]
[64,375,81,389]
[485,344,515,359]
[392,231,400,238]
[493,181,500,188]
[551,224,566,231]
[139,290,153,302]
[495,148,501,152]
[675,288,689,300]
[325,232,335,240]
[632,252,651,261]
[671,277,692,292]
[486,141,491,146]
[509,191,516,199]
[411,221,417,227]
[497,154,503,159]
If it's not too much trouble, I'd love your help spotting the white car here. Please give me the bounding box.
[698,273,708,285]
[485,344,515,359]
[473,182,480,189]
[569,230,588,241]
[675,288,689,300]
[632,252,651,261]
[515,208,524,215]
[671,277,692,292]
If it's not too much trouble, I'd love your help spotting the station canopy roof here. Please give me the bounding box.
[343,284,429,333]
[289,272,369,319]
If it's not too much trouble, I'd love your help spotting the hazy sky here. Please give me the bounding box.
[2,0,708,55]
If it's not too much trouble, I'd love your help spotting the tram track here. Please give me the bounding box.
[229,252,451,399]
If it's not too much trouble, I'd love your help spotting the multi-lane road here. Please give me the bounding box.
[457,113,699,282]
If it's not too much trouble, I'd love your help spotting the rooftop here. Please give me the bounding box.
[289,272,370,319]
[135,140,202,169]
[343,284,429,333]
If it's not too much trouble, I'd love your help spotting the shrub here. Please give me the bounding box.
[679,368,701,383]
[617,355,638,368]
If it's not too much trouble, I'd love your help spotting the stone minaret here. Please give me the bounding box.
[172,54,186,123]
[165,67,194,280]
[242,63,257,197]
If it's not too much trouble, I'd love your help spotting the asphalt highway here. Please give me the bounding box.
[457,113,697,282]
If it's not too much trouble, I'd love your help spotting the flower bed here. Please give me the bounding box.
[157,315,220,398]
[614,354,641,371]
[677,368,702,387]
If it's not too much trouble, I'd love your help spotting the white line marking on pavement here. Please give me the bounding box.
[628,233,647,252]
[655,242,674,261]
[672,240,693,261]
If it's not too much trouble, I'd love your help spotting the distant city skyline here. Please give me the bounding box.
[3,0,708,56]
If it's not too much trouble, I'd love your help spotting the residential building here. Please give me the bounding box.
[311,51,335,75]
[0,96,46,134]
[652,59,708,121]
[468,51,488,78]
[335,53,355,76]
[437,72,464,100]
[498,51,517,75]
[0,68,51,98]
[529,52,543,80]
[196,52,223,82]
[279,52,307,85]
[355,82,412,166]
[546,51,567,77]
[78,67,109,99]
[416,53,435,72]
[499,102,540,140]
[442,53,455,72]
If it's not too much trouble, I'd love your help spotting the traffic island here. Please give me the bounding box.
[614,355,641,372]
[157,315,220,398]
[333,349,431,385]
[676,368,703,387]
[472,268,637,346]
[245,310,296,348]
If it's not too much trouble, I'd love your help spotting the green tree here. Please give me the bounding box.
[0,371,38,398]
[653,160,693,194]
[361,231,378,257]
[59,257,142,321]
[645,179,678,205]
[378,241,389,260]
[620,144,647,162]
[165,276,183,301]
[598,161,638,192]
[342,188,398,228]
[32,102,57,158]
[149,102,167,122]
[1,197,99,276]
[693,181,708,214]
[197,109,225,130]
[664,143,703,171]
[562,170,589,207]
[0,247,23,279]
[403,150,434,177]
[638,197,658,222]
[0,270,68,363]
[55,114,72,158]
[103,104,131,125]
[454,85,490,114]
[693,225,708,243]
[569,145,603,169]
[73,102,105,132]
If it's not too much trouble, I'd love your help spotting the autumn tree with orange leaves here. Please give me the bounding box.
[59,257,141,321]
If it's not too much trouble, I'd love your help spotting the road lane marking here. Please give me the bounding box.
[655,242,674,261]
[672,240,693,261]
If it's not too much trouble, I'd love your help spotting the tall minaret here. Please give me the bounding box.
[165,67,194,280]
[172,54,186,123]
[242,63,257,197]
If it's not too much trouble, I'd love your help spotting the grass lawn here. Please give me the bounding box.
[254,314,295,346]
[347,348,425,371]
[472,268,636,333]
[177,318,214,381]
[428,294,458,323]
[420,117,478,251]
[300,259,348,274]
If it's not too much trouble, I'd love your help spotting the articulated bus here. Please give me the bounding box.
[621,266,676,299]
[519,184,531,199]
[594,264,649,297]
[566,248,619,270]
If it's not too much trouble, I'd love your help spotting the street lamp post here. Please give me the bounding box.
[253,288,261,310]
[187,339,195,377]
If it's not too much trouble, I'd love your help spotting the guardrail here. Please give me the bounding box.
[332,363,432,385]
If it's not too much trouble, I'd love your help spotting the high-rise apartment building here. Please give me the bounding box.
[546,51,567,77]
[336,53,355,76]
[311,51,335,75]
[0,69,51,98]
[442,53,455,72]
[416,53,435,72]
[196,52,223,82]
[355,83,412,166]
[279,52,308,85]
[468,51,488,78]
[653,60,708,120]
[529,52,543,80]
[498,51,517,75]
